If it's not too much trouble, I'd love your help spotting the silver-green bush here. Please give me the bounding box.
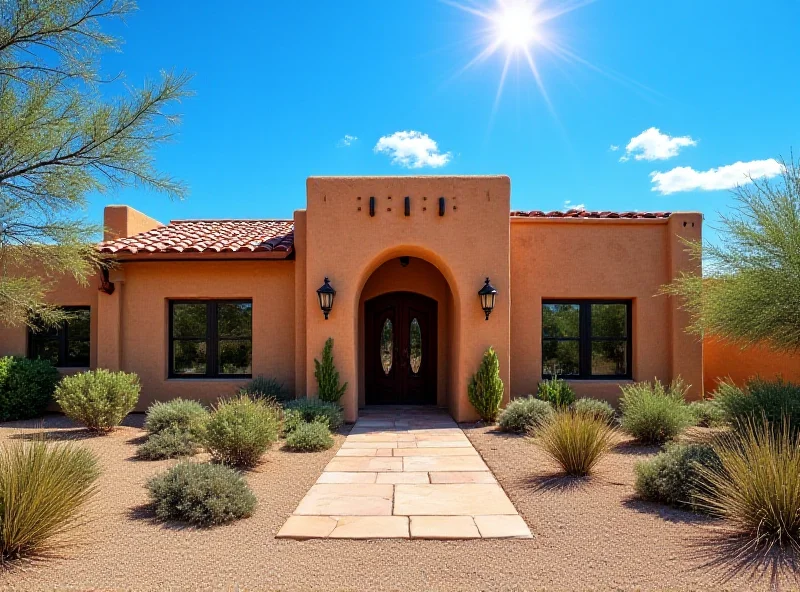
[634,443,720,510]
[536,376,576,408]
[688,399,726,428]
[239,375,290,403]
[283,398,343,432]
[498,396,553,433]
[54,369,140,432]
[204,396,280,467]
[146,461,256,526]
[144,398,209,436]
[573,398,616,424]
[619,379,696,445]
[285,421,334,452]
[137,428,199,460]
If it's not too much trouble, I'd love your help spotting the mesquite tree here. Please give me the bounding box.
[664,156,800,351]
[0,0,191,328]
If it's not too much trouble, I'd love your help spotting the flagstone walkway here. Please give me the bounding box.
[277,407,532,540]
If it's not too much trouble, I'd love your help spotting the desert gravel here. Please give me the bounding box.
[0,416,797,591]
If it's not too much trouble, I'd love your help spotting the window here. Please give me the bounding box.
[542,300,631,379]
[28,307,91,367]
[169,300,252,378]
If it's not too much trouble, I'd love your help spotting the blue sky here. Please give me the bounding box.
[93,0,800,243]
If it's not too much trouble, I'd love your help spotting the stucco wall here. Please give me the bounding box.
[114,259,295,409]
[509,214,703,403]
[358,257,452,408]
[703,336,800,393]
[305,176,512,422]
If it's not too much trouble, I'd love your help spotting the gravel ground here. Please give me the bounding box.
[0,416,797,592]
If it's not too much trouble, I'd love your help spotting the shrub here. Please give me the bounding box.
[54,369,140,432]
[283,398,344,432]
[714,377,800,434]
[619,378,696,445]
[536,376,576,408]
[144,398,209,436]
[285,421,334,452]
[240,375,290,403]
[634,443,720,510]
[146,461,256,526]
[694,418,800,552]
[204,395,280,467]
[688,399,726,428]
[0,438,99,560]
[314,338,347,403]
[0,356,60,421]
[467,347,504,422]
[573,398,616,424]
[137,428,200,460]
[533,410,616,476]
[498,396,553,433]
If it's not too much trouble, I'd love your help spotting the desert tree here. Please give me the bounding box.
[0,0,191,328]
[663,155,800,351]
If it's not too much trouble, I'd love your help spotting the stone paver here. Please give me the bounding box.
[278,407,531,540]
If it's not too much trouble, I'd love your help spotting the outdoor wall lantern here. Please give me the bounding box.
[316,277,336,320]
[478,277,497,321]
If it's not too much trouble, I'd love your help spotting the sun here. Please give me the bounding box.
[490,1,541,52]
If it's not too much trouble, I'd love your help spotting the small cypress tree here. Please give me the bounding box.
[314,338,347,403]
[468,347,504,422]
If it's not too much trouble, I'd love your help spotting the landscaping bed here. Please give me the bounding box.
[0,416,795,591]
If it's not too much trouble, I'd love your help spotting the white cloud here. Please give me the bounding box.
[374,131,451,169]
[563,200,586,210]
[623,127,696,161]
[337,134,358,148]
[650,159,783,195]
[609,145,619,152]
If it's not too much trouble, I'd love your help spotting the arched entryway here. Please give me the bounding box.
[357,256,455,410]
[364,292,437,405]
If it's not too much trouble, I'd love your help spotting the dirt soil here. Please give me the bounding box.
[0,416,797,592]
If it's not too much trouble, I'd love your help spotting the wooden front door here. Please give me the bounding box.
[365,292,437,405]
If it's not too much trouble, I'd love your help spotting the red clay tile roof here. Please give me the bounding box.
[98,219,294,255]
[510,209,671,219]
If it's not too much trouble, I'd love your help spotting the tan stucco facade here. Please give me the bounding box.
[0,175,728,421]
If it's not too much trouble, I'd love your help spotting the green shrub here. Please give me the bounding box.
[285,421,334,452]
[0,356,60,421]
[146,461,256,526]
[468,347,504,422]
[573,398,616,424]
[204,395,280,467]
[498,396,553,433]
[144,398,209,436]
[634,443,720,510]
[0,438,99,560]
[283,398,343,432]
[533,410,617,476]
[619,379,696,445]
[137,428,199,460]
[695,417,800,552]
[54,369,140,432]
[714,377,800,434]
[314,338,347,403]
[239,375,290,403]
[688,399,726,428]
[536,376,576,408]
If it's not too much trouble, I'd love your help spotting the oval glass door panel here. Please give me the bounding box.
[380,318,393,375]
[409,318,422,374]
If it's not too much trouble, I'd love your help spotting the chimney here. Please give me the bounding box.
[103,205,163,241]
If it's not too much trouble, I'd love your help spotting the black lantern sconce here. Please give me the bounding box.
[478,277,497,321]
[316,277,336,320]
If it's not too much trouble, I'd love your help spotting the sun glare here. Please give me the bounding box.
[491,1,540,51]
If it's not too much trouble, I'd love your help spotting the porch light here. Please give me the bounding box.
[316,277,336,320]
[478,277,497,321]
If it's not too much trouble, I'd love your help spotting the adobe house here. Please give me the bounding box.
[0,175,714,422]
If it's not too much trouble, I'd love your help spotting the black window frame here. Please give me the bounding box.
[168,299,253,379]
[542,299,632,380]
[27,306,91,368]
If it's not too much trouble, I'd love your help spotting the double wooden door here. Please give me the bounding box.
[365,292,437,405]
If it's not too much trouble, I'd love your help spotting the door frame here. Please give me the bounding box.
[364,291,438,405]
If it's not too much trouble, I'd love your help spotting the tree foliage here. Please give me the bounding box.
[0,0,191,328]
[663,156,800,350]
